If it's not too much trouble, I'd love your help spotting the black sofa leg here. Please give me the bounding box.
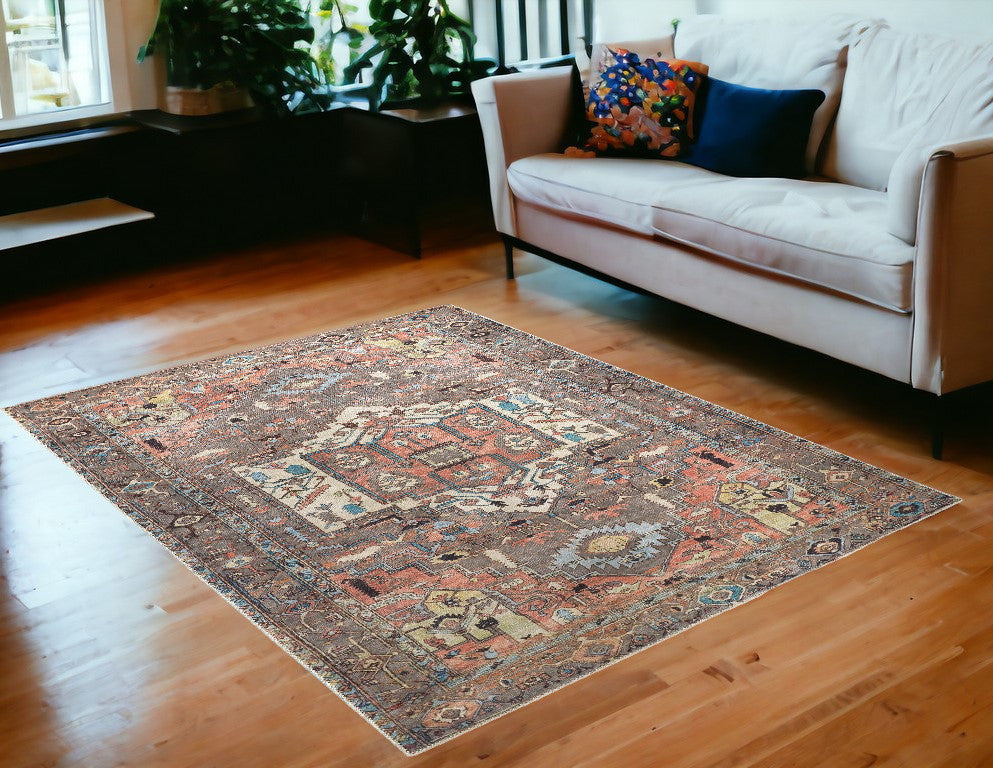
[931,393,945,460]
[503,236,515,280]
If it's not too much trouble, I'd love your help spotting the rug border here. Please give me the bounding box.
[2,304,963,756]
[1,405,426,756]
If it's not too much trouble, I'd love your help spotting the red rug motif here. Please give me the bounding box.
[5,306,958,754]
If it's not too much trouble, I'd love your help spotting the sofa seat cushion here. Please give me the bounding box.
[506,154,915,311]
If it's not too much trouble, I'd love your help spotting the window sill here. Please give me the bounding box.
[0,104,124,143]
[0,121,140,172]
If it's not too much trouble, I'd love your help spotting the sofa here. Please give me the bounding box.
[471,14,993,458]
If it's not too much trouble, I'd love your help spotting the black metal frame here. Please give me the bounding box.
[503,234,950,459]
[930,392,945,460]
[489,0,594,72]
[503,234,656,298]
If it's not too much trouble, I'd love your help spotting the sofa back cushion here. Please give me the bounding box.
[823,25,993,191]
[674,14,869,174]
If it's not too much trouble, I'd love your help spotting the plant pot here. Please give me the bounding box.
[163,84,253,116]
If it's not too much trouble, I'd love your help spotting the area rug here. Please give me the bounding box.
[5,305,958,754]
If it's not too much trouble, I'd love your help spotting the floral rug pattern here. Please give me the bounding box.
[5,306,958,754]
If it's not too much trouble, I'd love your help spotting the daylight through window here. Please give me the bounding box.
[0,0,112,127]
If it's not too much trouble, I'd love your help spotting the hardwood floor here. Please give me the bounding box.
[2,227,992,768]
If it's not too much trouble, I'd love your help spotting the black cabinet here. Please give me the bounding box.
[0,100,493,294]
[337,103,491,257]
[130,108,346,249]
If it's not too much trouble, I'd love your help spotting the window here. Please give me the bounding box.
[0,0,114,128]
[313,0,588,88]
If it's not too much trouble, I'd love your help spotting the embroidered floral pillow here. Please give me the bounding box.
[572,48,708,159]
[586,36,675,100]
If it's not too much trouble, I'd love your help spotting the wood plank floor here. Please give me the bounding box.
[2,227,992,768]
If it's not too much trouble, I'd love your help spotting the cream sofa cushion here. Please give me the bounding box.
[506,154,914,311]
[673,14,869,174]
[824,25,993,191]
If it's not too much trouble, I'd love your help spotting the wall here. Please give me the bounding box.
[121,0,162,109]
[594,0,993,41]
[594,0,693,41]
[108,0,162,111]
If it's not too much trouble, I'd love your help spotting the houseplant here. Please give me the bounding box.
[311,0,367,86]
[342,0,488,109]
[139,0,327,116]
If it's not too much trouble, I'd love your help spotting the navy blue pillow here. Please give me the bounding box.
[682,77,825,179]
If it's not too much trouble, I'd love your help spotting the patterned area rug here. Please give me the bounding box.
[6,306,958,754]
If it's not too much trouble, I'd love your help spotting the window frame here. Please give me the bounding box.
[0,0,131,135]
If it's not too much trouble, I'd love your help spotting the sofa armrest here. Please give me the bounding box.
[887,134,993,244]
[910,138,993,393]
[471,68,575,235]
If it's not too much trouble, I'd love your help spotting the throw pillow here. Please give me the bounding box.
[682,77,826,178]
[574,48,708,159]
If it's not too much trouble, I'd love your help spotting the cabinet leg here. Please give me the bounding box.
[503,236,515,280]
